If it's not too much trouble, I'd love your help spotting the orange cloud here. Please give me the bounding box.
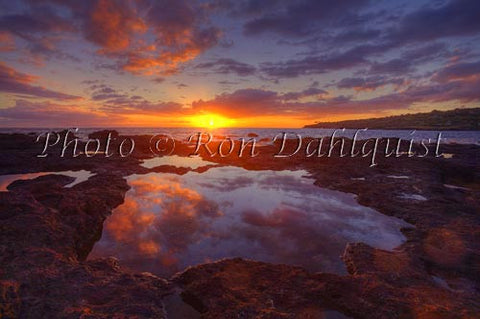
[86,0,147,53]
[121,27,221,75]
[81,0,221,75]
[0,62,38,84]
[0,31,15,52]
[99,174,222,270]
[1,0,221,76]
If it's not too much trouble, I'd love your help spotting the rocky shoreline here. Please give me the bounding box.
[1,132,479,318]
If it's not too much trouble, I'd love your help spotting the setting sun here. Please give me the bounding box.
[189,114,235,128]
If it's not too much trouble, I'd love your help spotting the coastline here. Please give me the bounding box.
[1,131,479,318]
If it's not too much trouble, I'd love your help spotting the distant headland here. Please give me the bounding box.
[305,108,480,130]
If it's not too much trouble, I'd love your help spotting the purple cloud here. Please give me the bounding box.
[336,76,405,91]
[192,75,480,119]
[433,60,480,83]
[242,0,370,37]
[196,58,256,76]
[0,62,81,100]
[0,0,222,74]
[391,0,480,43]
[0,99,116,127]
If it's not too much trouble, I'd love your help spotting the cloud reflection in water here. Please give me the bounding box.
[89,167,410,276]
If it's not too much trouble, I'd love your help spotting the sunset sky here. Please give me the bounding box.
[1,0,479,128]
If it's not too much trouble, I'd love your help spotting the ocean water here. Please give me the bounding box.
[1,127,480,144]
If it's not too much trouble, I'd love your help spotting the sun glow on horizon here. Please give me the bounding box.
[189,114,235,128]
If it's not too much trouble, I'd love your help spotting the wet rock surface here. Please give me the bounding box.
[1,132,479,318]
[0,171,172,318]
